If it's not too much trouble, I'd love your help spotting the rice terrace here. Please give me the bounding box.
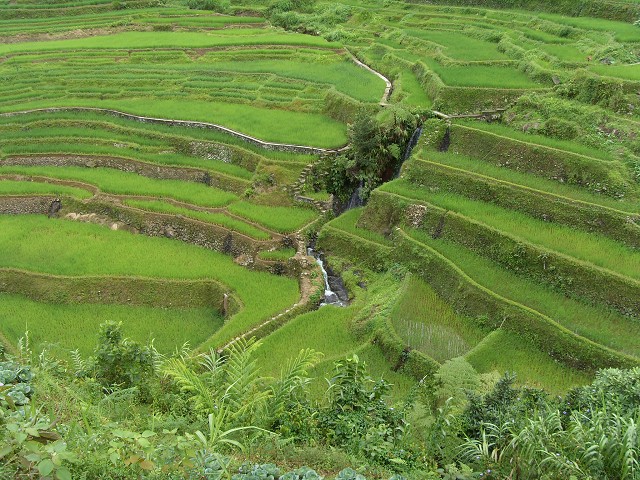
[0,0,639,478]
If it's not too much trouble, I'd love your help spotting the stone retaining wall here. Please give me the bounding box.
[0,108,339,155]
[5,154,249,194]
[0,195,54,215]
[62,198,281,259]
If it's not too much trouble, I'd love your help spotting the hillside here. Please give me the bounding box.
[0,0,639,478]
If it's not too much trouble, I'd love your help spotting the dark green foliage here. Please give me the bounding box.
[268,2,352,38]
[233,462,281,479]
[462,373,547,441]
[318,355,415,468]
[187,0,229,12]
[542,117,579,140]
[318,108,418,202]
[565,366,640,416]
[85,321,155,399]
[558,71,630,113]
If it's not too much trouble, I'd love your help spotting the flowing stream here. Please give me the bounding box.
[307,247,348,307]
[394,125,423,178]
[310,125,424,306]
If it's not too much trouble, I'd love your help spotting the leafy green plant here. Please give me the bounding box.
[318,355,414,468]
[83,321,155,400]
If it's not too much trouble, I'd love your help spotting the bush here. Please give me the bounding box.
[187,0,229,12]
[84,321,155,400]
[542,117,579,140]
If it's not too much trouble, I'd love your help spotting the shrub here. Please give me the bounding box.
[187,0,229,12]
[84,321,155,400]
[542,117,579,140]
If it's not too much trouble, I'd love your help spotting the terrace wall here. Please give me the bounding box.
[359,191,640,317]
[403,159,640,248]
[62,198,281,259]
[0,195,54,214]
[0,268,240,315]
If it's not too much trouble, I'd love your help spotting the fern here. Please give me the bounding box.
[162,357,217,414]
[223,338,271,424]
[70,349,86,376]
[268,348,323,420]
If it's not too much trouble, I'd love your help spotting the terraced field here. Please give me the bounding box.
[1,0,639,398]
[312,0,640,393]
[2,1,640,478]
[0,28,387,147]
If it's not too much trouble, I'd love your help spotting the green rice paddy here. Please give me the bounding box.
[0,293,223,356]
[0,215,300,348]
[0,165,239,207]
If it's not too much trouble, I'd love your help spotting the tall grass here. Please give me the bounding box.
[0,165,238,207]
[0,293,222,356]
